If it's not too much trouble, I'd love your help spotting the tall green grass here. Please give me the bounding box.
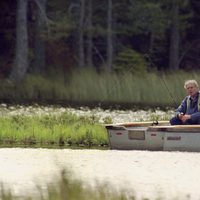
[0,113,108,147]
[0,69,199,108]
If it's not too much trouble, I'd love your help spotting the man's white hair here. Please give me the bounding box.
[184,79,199,89]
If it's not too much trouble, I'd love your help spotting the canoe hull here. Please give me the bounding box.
[106,121,200,152]
[164,132,200,152]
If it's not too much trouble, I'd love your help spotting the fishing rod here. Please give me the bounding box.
[160,75,178,108]
[145,54,178,108]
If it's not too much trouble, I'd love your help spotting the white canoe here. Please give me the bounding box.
[105,121,200,152]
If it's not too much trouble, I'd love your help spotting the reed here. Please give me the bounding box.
[66,69,200,107]
[0,69,199,108]
[0,113,108,147]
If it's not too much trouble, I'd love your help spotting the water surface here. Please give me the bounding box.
[0,148,200,200]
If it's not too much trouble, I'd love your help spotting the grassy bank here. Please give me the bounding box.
[0,112,108,147]
[0,104,173,147]
[0,69,199,108]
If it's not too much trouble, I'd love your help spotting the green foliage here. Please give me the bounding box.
[0,113,108,147]
[44,14,73,41]
[160,0,193,33]
[127,1,169,37]
[114,48,147,75]
[1,0,199,76]
[44,1,74,41]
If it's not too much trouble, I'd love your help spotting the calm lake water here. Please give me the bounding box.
[1,148,200,200]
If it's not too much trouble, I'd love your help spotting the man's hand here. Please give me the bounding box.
[181,114,191,123]
[178,113,184,120]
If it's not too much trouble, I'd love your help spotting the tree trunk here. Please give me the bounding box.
[78,0,85,68]
[169,0,179,70]
[107,0,113,72]
[10,0,28,81]
[86,0,93,68]
[33,0,46,73]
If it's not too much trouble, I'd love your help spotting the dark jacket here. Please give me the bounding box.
[175,91,200,121]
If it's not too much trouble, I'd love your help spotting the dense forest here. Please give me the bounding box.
[0,0,199,81]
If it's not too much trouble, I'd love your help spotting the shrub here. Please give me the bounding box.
[114,48,147,75]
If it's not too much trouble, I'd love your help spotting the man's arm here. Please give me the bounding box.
[175,97,187,118]
[181,112,200,123]
[190,112,200,121]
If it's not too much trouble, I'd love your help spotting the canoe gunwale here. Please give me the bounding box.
[105,121,169,129]
[148,125,200,133]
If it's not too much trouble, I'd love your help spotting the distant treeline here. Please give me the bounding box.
[0,0,200,82]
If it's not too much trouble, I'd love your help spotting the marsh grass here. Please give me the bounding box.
[0,113,108,147]
[0,69,199,108]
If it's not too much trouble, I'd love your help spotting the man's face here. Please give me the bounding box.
[186,83,199,97]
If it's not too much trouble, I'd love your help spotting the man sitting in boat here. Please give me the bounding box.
[170,79,200,125]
